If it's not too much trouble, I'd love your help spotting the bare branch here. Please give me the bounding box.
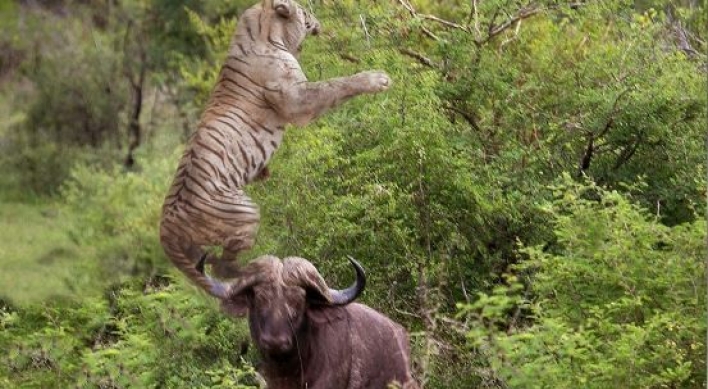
[480,6,543,45]
[396,0,469,32]
[666,8,700,58]
[471,0,481,37]
[612,133,643,171]
[393,307,421,319]
[446,104,482,132]
[359,14,371,48]
[578,135,594,177]
[597,87,632,139]
[397,0,415,15]
[399,48,438,68]
[578,87,632,175]
[487,6,502,38]
[500,18,523,49]
[395,1,585,48]
[339,53,361,63]
[672,21,699,58]
[419,13,469,31]
[421,26,441,41]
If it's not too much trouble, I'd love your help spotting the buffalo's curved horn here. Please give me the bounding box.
[196,254,231,298]
[195,254,262,299]
[282,256,366,305]
[329,256,366,305]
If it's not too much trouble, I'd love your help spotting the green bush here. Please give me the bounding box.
[0,6,129,197]
[60,151,176,280]
[0,278,258,388]
[168,2,706,386]
[19,9,127,149]
[460,177,706,388]
[1,1,704,387]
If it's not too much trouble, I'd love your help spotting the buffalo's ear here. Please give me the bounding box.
[220,294,250,317]
[273,0,293,18]
[305,287,330,306]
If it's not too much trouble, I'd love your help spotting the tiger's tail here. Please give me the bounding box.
[159,229,227,298]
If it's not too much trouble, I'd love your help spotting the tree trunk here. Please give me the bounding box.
[124,49,147,169]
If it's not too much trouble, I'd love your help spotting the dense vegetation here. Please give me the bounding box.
[0,0,705,387]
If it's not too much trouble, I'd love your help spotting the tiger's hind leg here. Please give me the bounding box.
[210,211,260,280]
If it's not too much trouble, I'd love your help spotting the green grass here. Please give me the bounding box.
[0,202,93,306]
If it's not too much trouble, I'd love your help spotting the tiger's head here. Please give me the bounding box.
[239,0,321,57]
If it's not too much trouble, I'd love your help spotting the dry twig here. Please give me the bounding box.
[399,48,438,69]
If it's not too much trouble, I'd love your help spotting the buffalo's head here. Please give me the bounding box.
[196,255,365,358]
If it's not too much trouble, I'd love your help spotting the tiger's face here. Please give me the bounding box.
[242,0,321,57]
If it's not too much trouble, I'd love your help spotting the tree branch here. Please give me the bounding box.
[577,87,631,175]
[446,104,482,132]
[396,0,469,32]
[479,6,543,45]
[597,88,632,139]
[671,20,699,58]
[399,48,438,69]
[578,135,594,177]
[667,8,700,59]
[612,132,644,171]
[339,53,360,63]
[395,1,586,48]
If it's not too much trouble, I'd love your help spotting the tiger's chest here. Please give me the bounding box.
[238,128,284,183]
[193,120,284,187]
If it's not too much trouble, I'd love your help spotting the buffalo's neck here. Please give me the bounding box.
[259,332,312,389]
[261,375,303,389]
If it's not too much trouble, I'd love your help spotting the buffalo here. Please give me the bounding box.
[196,254,418,389]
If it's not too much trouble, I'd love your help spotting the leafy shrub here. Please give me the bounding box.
[1,139,124,199]
[0,3,27,78]
[19,9,127,149]
[60,151,176,280]
[0,6,129,196]
[0,277,258,388]
[460,177,706,388]
[2,1,702,387]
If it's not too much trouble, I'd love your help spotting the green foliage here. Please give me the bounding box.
[0,0,705,387]
[0,0,250,197]
[19,10,127,148]
[0,279,258,388]
[0,202,96,305]
[0,6,128,196]
[0,2,24,77]
[60,151,175,280]
[123,0,251,69]
[168,2,706,386]
[433,0,706,225]
[176,9,237,111]
[1,140,82,199]
[460,177,706,388]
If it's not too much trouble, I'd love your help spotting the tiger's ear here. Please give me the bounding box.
[273,0,293,18]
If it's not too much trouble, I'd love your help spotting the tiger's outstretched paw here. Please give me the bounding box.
[359,71,391,93]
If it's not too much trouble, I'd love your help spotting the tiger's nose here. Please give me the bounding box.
[311,22,321,36]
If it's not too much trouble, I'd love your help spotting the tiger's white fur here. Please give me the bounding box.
[160,0,391,294]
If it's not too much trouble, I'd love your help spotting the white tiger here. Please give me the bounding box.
[160,0,391,295]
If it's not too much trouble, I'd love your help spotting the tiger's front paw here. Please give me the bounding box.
[359,71,392,93]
